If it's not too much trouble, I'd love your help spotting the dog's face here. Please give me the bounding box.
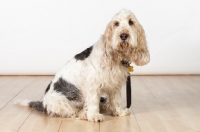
[110,10,137,50]
[104,9,150,66]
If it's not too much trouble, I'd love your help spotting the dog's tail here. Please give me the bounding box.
[14,99,44,112]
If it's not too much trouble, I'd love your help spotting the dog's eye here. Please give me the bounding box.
[114,22,119,26]
[129,20,134,26]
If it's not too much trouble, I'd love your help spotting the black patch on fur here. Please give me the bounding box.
[29,101,44,112]
[45,82,51,94]
[54,78,80,101]
[44,107,48,115]
[100,97,107,104]
[74,46,93,60]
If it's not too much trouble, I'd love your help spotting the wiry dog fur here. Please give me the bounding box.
[14,9,150,122]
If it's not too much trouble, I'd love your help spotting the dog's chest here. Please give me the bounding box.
[96,65,128,89]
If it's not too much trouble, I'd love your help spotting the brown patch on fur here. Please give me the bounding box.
[118,42,129,50]
[102,22,121,66]
[131,47,150,66]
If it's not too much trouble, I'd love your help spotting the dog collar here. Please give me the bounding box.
[121,60,134,72]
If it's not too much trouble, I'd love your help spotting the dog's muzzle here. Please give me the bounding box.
[120,33,129,41]
[100,97,107,104]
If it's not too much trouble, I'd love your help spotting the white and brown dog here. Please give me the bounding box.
[15,9,150,122]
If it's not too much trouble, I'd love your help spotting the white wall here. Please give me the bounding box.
[0,0,200,75]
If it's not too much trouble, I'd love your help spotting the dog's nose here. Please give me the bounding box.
[120,33,129,40]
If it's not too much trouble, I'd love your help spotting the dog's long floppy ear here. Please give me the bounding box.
[103,22,119,66]
[131,22,150,66]
[104,22,113,47]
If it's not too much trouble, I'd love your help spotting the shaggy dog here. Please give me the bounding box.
[15,9,150,122]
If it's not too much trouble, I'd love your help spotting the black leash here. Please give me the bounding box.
[121,60,133,108]
[126,75,131,108]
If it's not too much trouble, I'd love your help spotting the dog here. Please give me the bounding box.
[15,9,150,122]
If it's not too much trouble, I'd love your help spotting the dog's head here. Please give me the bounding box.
[103,9,150,66]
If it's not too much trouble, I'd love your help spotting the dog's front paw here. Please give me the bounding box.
[119,108,131,116]
[113,108,131,116]
[87,113,104,122]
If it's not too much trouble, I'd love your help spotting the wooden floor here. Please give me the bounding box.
[0,76,200,132]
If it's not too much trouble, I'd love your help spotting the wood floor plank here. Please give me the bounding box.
[161,119,194,132]
[59,118,99,132]
[132,96,193,132]
[0,76,36,109]
[0,76,52,132]
[180,76,200,92]
[0,76,17,83]
[132,76,200,132]
[18,110,62,132]
[165,76,200,96]
[138,76,177,97]
[0,76,19,91]
[100,115,141,132]
[163,96,200,131]
[133,96,171,132]
[131,76,154,97]
[188,75,200,81]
